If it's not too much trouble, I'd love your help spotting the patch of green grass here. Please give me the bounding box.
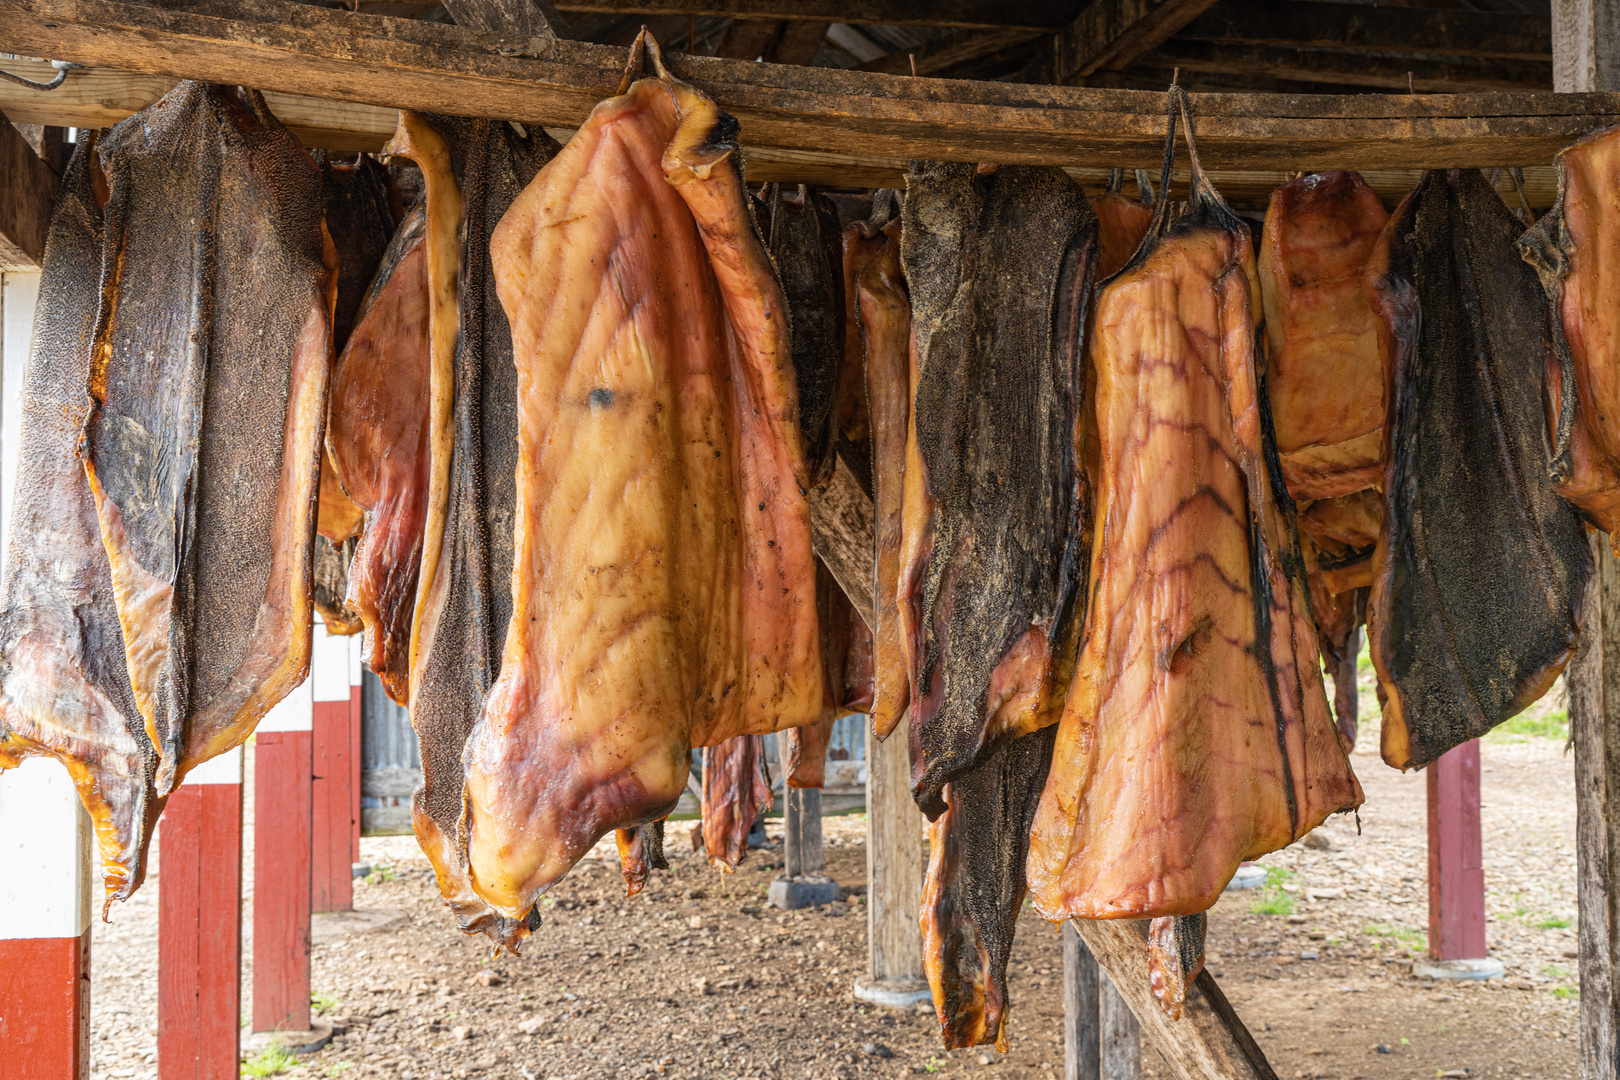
[1486,704,1569,744]
[241,1046,296,1078]
[364,864,397,886]
[310,991,339,1014]
[1534,916,1573,930]
[1364,923,1426,949]
[924,1057,947,1074]
[321,1062,354,1078]
[1250,866,1297,917]
[1543,964,1571,980]
[1555,986,1579,1000]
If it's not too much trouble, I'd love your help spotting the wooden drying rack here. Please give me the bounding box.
[2,2,1619,1080]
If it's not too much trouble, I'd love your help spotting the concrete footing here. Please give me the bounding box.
[1413,957,1505,981]
[768,874,839,910]
[852,976,932,1009]
[241,1019,333,1057]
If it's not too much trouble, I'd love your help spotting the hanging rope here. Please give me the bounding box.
[0,60,82,91]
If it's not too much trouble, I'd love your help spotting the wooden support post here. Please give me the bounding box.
[158,747,243,1080]
[1417,740,1500,979]
[783,788,824,878]
[0,109,61,270]
[852,719,929,1008]
[348,637,361,866]
[310,621,354,913]
[1064,923,1142,1080]
[251,678,314,1036]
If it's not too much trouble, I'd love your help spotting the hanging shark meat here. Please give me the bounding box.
[701,733,772,870]
[1026,92,1362,946]
[1091,169,1155,280]
[783,559,874,789]
[326,199,434,704]
[1369,170,1591,769]
[464,35,821,928]
[1520,125,1620,536]
[767,183,845,487]
[1259,171,1389,501]
[899,161,1096,818]
[0,138,163,912]
[615,819,669,897]
[82,82,333,795]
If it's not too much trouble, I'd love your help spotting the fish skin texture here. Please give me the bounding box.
[312,533,363,637]
[395,114,555,948]
[1260,171,1390,502]
[1091,189,1154,281]
[1520,125,1620,538]
[1369,170,1591,770]
[1147,913,1207,1020]
[767,184,846,487]
[1026,150,1362,922]
[466,62,821,919]
[702,734,772,870]
[835,208,891,500]
[327,202,433,704]
[899,162,1096,819]
[920,724,1056,1050]
[83,82,332,795]
[0,139,163,913]
[860,218,913,740]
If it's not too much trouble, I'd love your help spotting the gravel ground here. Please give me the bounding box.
[86,655,1579,1080]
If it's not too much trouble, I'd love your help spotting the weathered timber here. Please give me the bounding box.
[441,0,569,39]
[717,19,828,65]
[1146,39,1551,93]
[1181,0,1551,61]
[1568,534,1620,1080]
[858,28,1043,77]
[1073,919,1278,1080]
[0,107,59,269]
[5,0,1620,169]
[1555,0,1620,93]
[1064,925,1143,1080]
[808,463,875,629]
[1024,0,1221,84]
[553,0,1081,30]
[858,712,928,1002]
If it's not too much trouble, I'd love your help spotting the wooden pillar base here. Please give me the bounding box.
[0,929,90,1079]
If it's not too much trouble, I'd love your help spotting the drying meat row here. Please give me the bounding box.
[0,34,1612,1051]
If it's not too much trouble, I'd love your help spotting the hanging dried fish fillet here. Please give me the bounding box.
[1091,170,1154,280]
[1520,125,1620,535]
[1147,913,1207,1020]
[783,559,873,788]
[834,196,895,499]
[1370,170,1590,769]
[464,37,820,923]
[899,162,1095,818]
[387,113,556,947]
[83,82,333,794]
[860,217,913,741]
[1027,90,1361,922]
[1259,171,1389,501]
[327,200,434,704]
[920,725,1055,1050]
[767,183,845,487]
[0,139,162,911]
[702,734,772,870]
[615,819,668,898]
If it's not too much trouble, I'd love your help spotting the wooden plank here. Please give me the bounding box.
[0,107,60,270]
[1555,0,1620,93]
[310,701,353,914]
[858,27,1043,78]
[441,0,569,38]
[4,1,1620,170]
[809,464,875,629]
[251,730,313,1034]
[1073,919,1278,1080]
[782,786,824,878]
[0,931,90,1079]
[1180,0,1551,62]
[1025,0,1222,84]
[1101,970,1143,1080]
[1064,923,1102,1080]
[1146,39,1551,93]
[1569,533,1620,1080]
[856,715,928,1003]
[551,0,1082,31]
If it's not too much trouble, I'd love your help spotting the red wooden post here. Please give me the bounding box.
[349,640,362,862]
[0,762,93,1080]
[310,620,354,913]
[1422,738,1501,979]
[252,679,314,1033]
[158,746,243,1080]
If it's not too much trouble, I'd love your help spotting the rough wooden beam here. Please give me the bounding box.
[1146,40,1552,93]
[552,0,1081,31]
[1072,919,1278,1080]
[441,0,570,38]
[1555,0,1620,92]
[4,1,1620,170]
[1180,0,1551,62]
[718,19,828,65]
[858,27,1043,77]
[807,463,874,630]
[1025,0,1221,84]
[0,107,61,269]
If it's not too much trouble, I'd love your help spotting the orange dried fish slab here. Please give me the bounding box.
[464,44,820,921]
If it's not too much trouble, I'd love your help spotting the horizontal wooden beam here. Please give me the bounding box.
[1025,0,1222,84]
[856,27,1042,77]
[1179,0,1552,62]
[0,106,61,269]
[1,0,1617,171]
[1147,39,1553,94]
[552,0,1082,30]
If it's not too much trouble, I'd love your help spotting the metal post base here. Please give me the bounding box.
[1412,957,1505,981]
[852,976,932,1009]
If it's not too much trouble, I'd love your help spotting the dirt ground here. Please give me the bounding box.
[88,653,1579,1080]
